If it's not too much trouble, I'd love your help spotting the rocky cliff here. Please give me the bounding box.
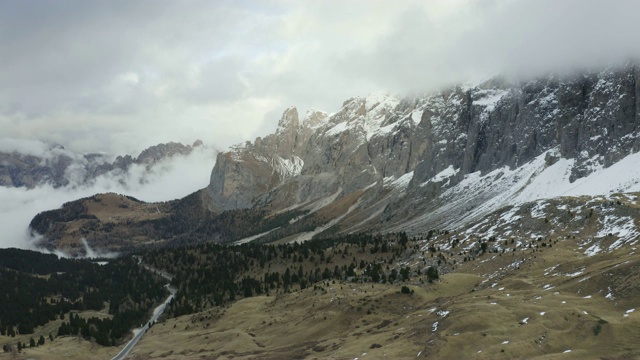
[205,63,640,238]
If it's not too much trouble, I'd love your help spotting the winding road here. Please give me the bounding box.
[111,258,176,360]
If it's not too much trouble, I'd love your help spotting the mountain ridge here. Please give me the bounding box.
[202,63,640,238]
[27,63,640,254]
[0,139,205,189]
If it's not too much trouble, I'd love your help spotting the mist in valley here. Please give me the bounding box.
[0,146,215,251]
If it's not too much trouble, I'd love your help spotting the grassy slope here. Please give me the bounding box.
[0,310,119,360]
[12,194,640,359]
[127,238,640,360]
[6,238,640,359]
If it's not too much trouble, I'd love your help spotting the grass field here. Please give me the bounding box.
[126,235,640,360]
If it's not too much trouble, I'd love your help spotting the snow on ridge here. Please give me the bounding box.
[365,93,399,112]
[399,146,640,233]
[411,110,424,125]
[530,201,549,219]
[325,122,349,136]
[393,171,414,189]
[473,89,509,108]
[363,94,400,141]
[273,155,304,178]
[321,94,401,141]
[384,171,414,190]
[472,88,509,122]
[420,165,459,187]
[598,216,639,251]
[301,109,328,129]
[518,150,640,200]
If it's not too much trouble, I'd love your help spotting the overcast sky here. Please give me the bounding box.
[1,0,639,155]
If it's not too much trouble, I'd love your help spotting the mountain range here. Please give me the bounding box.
[0,140,204,189]
[9,63,640,360]
[205,63,640,236]
[28,63,640,255]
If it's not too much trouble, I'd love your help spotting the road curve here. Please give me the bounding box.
[111,258,176,360]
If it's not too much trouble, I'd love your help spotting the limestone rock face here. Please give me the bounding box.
[205,64,640,233]
[207,107,309,212]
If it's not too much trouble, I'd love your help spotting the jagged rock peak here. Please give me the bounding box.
[301,109,328,129]
[136,141,194,165]
[277,106,300,133]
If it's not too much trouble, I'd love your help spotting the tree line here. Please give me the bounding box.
[0,249,167,350]
[143,232,440,318]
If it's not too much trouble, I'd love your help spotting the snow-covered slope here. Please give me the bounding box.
[386,146,640,233]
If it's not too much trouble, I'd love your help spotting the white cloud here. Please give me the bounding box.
[0,138,53,158]
[2,0,639,155]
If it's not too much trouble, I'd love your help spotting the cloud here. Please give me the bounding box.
[0,138,56,158]
[334,0,640,93]
[0,146,216,250]
[1,0,640,156]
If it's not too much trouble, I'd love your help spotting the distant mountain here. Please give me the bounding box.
[30,63,640,254]
[0,140,204,189]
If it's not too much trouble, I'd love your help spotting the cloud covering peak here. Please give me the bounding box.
[1,0,639,155]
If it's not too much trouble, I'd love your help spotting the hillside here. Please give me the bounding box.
[9,194,640,359]
[126,193,640,359]
[0,248,167,359]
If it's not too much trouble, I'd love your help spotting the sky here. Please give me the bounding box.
[1,0,640,156]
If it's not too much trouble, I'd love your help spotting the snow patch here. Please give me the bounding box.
[411,110,424,125]
[420,166,459,187]
[326,122,349,136]
[384,172,414,190]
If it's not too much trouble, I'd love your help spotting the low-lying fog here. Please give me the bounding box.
[0,146,215,251]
